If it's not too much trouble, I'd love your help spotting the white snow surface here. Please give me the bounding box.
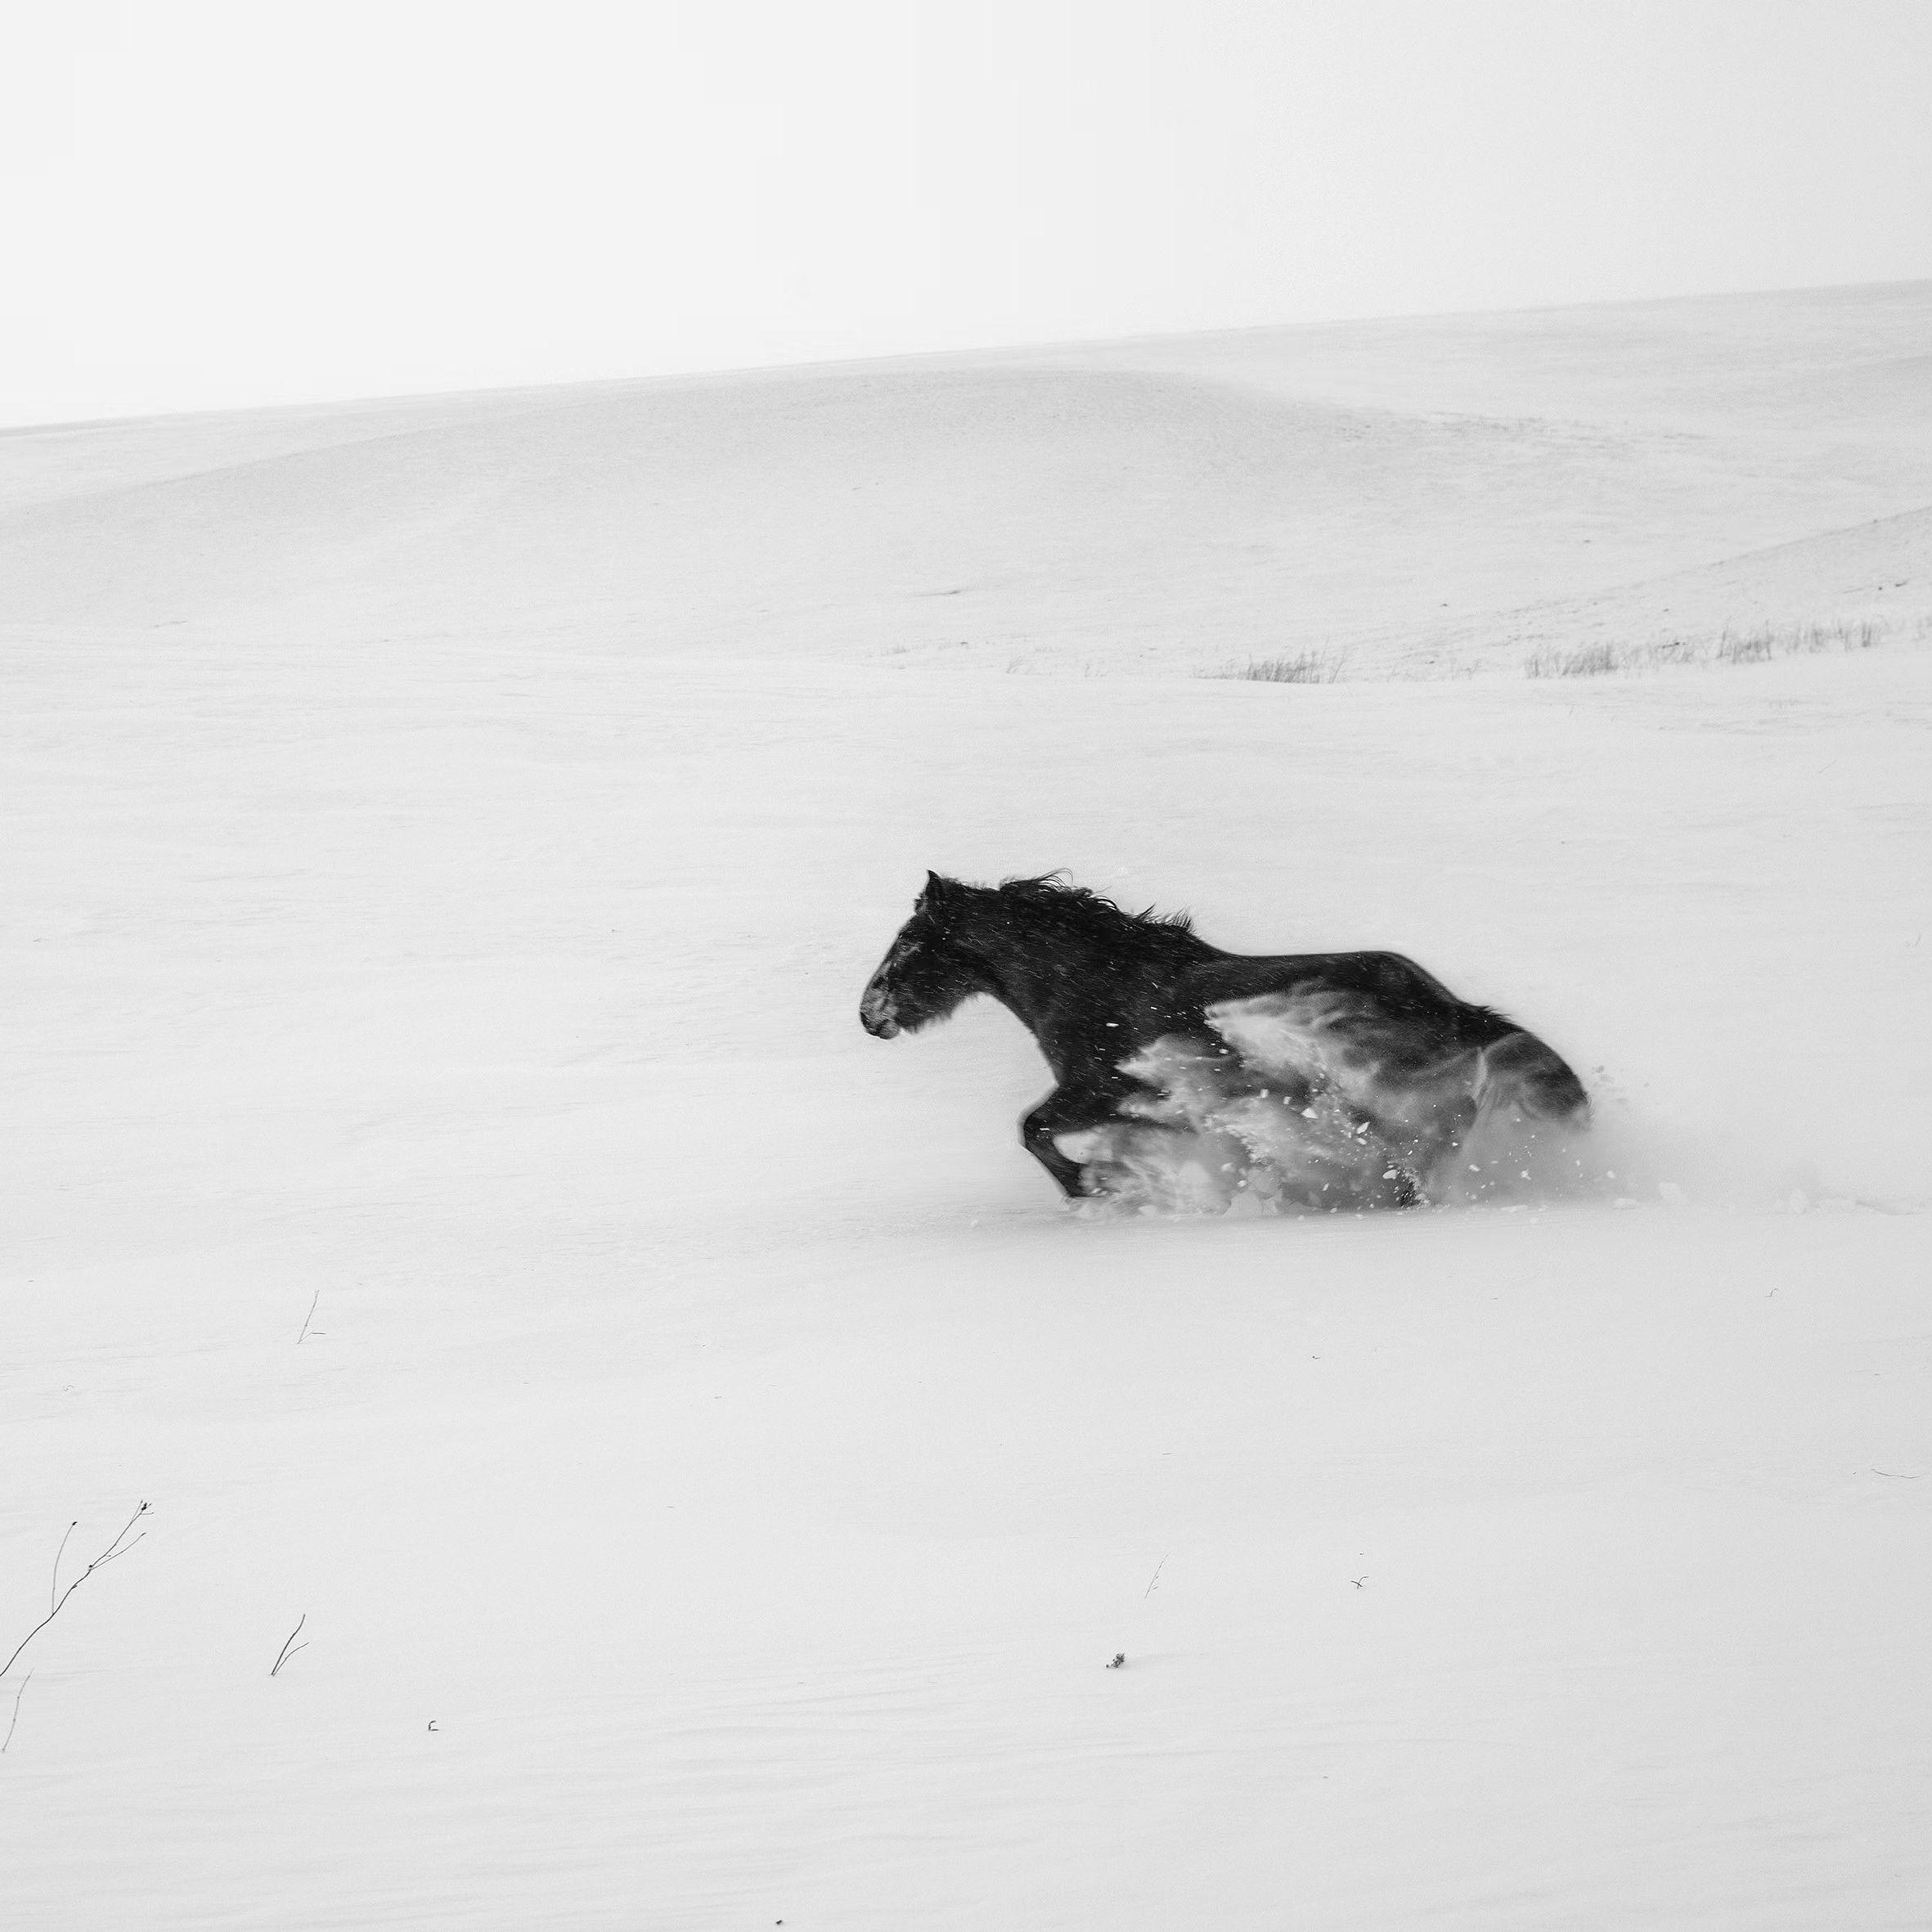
[3,285,1930,1929]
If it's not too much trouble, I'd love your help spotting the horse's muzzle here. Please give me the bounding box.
[860,985,901,1038]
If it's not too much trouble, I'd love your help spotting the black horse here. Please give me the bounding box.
[860,873,1588,1211]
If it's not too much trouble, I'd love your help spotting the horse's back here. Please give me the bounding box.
[1186,947,1588,1126]
[1190,948,1487,1025]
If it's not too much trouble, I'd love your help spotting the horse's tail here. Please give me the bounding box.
[1472,1030,1590,1126]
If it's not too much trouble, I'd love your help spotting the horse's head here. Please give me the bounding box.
[860,873,987,1038]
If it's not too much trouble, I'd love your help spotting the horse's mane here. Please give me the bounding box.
[993,873,1199,941]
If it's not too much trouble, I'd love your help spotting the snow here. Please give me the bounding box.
[2,285,1929,1928]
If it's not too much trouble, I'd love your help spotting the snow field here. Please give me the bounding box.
[3,621,1928,1925]
[5,281,1930,1925]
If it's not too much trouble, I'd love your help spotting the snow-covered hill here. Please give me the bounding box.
[3,285,1929,1929]
[3,281,1927,673]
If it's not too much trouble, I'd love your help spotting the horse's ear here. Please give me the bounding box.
[921,869,952,905]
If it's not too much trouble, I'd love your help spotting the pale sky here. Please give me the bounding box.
[3,0,1929,427]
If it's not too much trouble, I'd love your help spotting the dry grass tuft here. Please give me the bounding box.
[1210,650,1347,685]
[1524,643,1619,679]
[1525,618,1883,680]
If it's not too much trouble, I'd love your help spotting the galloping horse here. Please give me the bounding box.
[860,873,1589,1211]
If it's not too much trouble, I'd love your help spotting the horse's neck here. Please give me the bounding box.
[967,913,1150,1051]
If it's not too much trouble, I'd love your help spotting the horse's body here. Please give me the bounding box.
[860,873,1588,1211]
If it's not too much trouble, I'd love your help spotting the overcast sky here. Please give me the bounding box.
[4,0,1930,427]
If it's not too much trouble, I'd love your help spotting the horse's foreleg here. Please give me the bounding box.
[1020,1088,1120,1198]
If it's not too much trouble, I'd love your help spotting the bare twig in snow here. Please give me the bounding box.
[52,1521,77,1615]
[0,1502,151,1683]
[1143,1556,1167,1599]
[2,1673,29,1753]
[271,1615,309,1677]
[297,1291,321,1345]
